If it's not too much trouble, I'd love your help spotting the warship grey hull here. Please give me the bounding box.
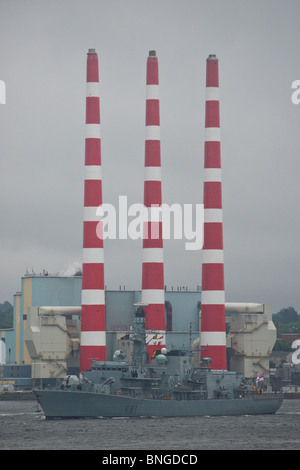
[34,389,283,420]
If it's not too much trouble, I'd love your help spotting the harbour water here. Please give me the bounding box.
[0,399,299,450]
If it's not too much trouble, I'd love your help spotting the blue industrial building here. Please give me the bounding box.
[0,273,201,388]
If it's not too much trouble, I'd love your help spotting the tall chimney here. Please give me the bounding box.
[80,49,106,371]
[141,50,166,359]
[200,54,227,370]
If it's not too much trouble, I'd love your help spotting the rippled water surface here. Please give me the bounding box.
[0,399,299,450]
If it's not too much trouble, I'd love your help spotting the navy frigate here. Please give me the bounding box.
[33,306,283,419]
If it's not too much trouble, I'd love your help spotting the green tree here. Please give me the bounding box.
[272,306,299,325]
[272,338,292,351]
[0,301,13,329]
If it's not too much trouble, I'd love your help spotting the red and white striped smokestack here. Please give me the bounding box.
[200,54,227,370]
[142,50,166,359]
[80,49,106,371]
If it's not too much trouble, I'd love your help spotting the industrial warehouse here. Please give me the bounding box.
[1,272,277,389]
[0,50,278,395]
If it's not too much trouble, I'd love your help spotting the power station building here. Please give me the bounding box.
[0,271,276,389]
[0,49,278,389]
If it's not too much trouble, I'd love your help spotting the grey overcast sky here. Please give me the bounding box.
[0,0,299,314]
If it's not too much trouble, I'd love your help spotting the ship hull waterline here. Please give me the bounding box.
[34,389,283,420]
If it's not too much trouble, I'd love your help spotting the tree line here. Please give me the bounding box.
[0,301,13,329]
[272,306,300,351]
